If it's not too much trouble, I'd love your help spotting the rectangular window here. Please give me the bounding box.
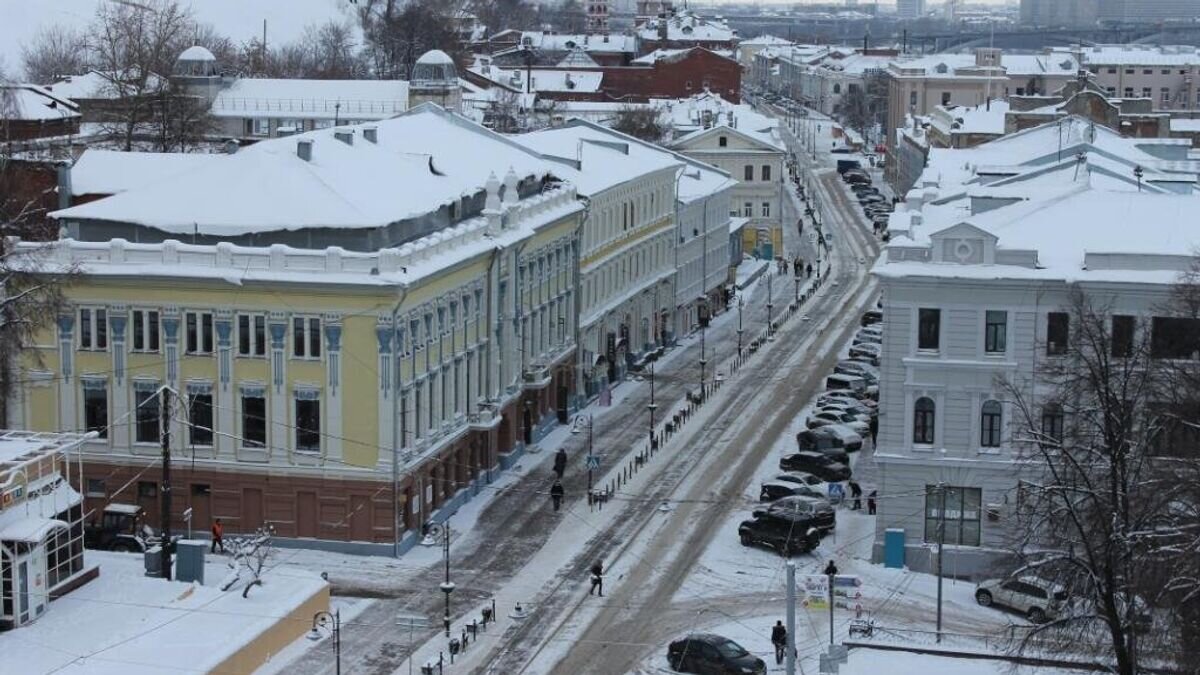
[295,397,320,453]
[131,309,160,352]
[79,308,108,350]
[292,316,322,359]
[984,310,1007,354]
[138,481,157,498]
[188,392,213,446]
[241,389,266,448]
[253,118,270,136]
[909,91,918,106]
[1151,316,1200,359]
[743,202,753,217]
[83,383,108,439]
[134,386,160,444]
[85,478,106,497]
[918,308,940,351]
[1124,87,1134,98]
[238,314,267,357]
[761,201,771,218]
[1112,315,1136,358]
[185,311,214,354]
[761,165,771,181]
[1162,87,1171,103]
[1142,87,1152,98]
[924,485,981,547]
[941,92,951,106]
[1047,312,1069,355]
[744,165,754,181]
[980,402,1003,448]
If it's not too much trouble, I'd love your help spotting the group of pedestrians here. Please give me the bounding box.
[845,480,877,514]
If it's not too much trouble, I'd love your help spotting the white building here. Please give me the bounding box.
[897,0,927,18]
[660,94,788,260]
[517,123,682,398]
[1072,44,1200,111]
[871,117,1200,575]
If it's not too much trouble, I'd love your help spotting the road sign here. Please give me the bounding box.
[586,455,600,470]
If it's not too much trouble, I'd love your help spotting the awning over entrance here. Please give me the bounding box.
[0,517,67,544]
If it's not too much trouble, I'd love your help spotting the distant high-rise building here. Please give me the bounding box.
[896,0,926,19]
[1097,0,1200,22]
[1021,0,1099,26]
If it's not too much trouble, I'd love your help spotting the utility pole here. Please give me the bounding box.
[767,271,775,339]
[936,483,946,643]
[699,317,707,400]
[441,523,455,637]
[647,362,657,449]
[160,387,172,581]
[786,561,797,675]
[736,296,744,356]
[825,559,838,645]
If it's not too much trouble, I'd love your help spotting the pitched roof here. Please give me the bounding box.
[1,84,79,120]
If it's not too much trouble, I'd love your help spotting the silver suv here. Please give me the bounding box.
[975,576,1068,623]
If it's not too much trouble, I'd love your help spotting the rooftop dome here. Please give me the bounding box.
[412,49,457,90]
[175,45,219,77]
[416,50,454,66]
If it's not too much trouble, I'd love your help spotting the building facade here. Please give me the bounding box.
[1075,45,1200,111]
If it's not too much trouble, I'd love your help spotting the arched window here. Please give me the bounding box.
[981,400,1003,448]
[833,83,842,94]
[913,397,935,444]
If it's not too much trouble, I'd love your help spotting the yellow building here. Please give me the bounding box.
[21,107,583,552]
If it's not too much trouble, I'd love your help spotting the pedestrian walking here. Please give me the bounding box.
[867,490,877,515]
[210,518,225,554]
[771,620,788,665]
[550,481,565,512]
[869,416,879,445]
[589,560,604,596]
[806,263,813,278]
[849,480,863,511]
[553,447,567,479]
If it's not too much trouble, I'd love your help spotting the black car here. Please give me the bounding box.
[843,172,871,185]
[795,429,851,463]
[780,451,851,482]
[755,496,837,533]
[861,309,882,326]
[738,510,823,556]
[668,634,766,674]
[760,480,824,502]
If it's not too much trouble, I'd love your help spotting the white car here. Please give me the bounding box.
[807,410,870,436]
[975,576,1068,623]
[821,424,863,451]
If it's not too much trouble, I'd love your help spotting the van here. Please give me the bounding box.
[825,373,867,396]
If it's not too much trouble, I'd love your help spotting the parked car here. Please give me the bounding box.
[816,395,876,416]
[975,576,1068,623]
[857,194,886,206]
[797,428,846,452]
[843,172,871,185]
[808,410,869,437]
[774,472,840,504]
[848,343,881,365]
[817,401,871,425]
[852,333,882,347]
[780,451,852,481]
[825,373,869,397]
[668,634,767,674]
[754,496,837,532]
[835,360,879,383]
[861,309,882,326]
[739,510,823,556]
[760,479,825,502]
[821,424,864,452]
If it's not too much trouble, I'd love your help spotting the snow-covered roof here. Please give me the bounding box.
[657,93,785,152]
[557,47,600,68]
[52,106,559,236]
[417,49,454,66]
[813,52,898,76]
[638,10,736,43]
[1075,44,1200,67]
[210,78,409,120]
[892,53,1080,78]
[1171,118,1200,133]
[632,47,736,65]
[468,62,603,94]
[0,430,88,467]
[929,100,1010,137]
[516,123,684,196]
[70,150,225,197]
[513,31,637,53]
[1,84,79,120]
[740,35,794,47]
[43,70,167,100]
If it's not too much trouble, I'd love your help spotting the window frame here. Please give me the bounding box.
[78,307,109,351]
[240,388,267,449]
[82,381,108,439]
[984,310,1007,354]
[188,391,214,447]
[237,313,268,358]
[924,485,982,547]
[185,311,214,355]
[917,308,941,351]
[130,308,161,353]
[980,400,1003,448]
[292,315,323,360]
[743,165,754,181]
[294,394,321,453]
[133,385,161,445]
[1047,312,1069,356]
[1111,315,1135,358]
[913,396,935,445]
[761,164,772,182]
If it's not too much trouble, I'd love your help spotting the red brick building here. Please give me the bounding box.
[465,47,741,104]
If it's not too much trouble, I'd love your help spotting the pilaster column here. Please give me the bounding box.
[375,317,393,463]
[323,314,343,463]
[162,308,183,451]
[108,307,129,450]
[214,311,234,458]
[268,312,288,459]
[56,314,75,434]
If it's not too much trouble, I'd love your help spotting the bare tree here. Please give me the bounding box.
[834,72,887,148]
[89,0,194,150]
[1000,288,1199,673]
[21,25,90,84]
[537,0,587,33]
[471,0,539,32]
[150,81,217,153]
[611,106,666,143]
[361,0,465,80]
[218,525,276,598]
[484,88,522,132]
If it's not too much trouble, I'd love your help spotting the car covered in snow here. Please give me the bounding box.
[780,451,851,482]
[760,479,825,502]
[753,496,837,532]
[806,410,869,437]
[975,576,1068,624]
[667,633,766,674]
[819,424,863,452]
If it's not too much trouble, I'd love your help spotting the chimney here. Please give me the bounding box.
[297,139,313,162]
[658,14,669,42]
[363,126,378,143]
[334,129,354,145]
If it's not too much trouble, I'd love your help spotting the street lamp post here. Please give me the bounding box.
[440,523,455,637]
[767,272,775,339]
[308,609,342,675]
[699,312,708,400]
[647,362,657,449]
[736,296,745,356]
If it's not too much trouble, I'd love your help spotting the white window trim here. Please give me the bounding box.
[185,310,215,355]
[237,313,268,358]
[130,308,161,353]
[78,307,108,352]
[292,315,323,360]
[239,384,268,450]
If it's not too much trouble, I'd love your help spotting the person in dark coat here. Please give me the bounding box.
[553,448,567,479]
[550,481,565,512]
[869,416,879,445]
[867,490,877,515]
[211,518,225,553]
[771,620,788,664]
[589,560,604,596]
[849,480,863,510]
